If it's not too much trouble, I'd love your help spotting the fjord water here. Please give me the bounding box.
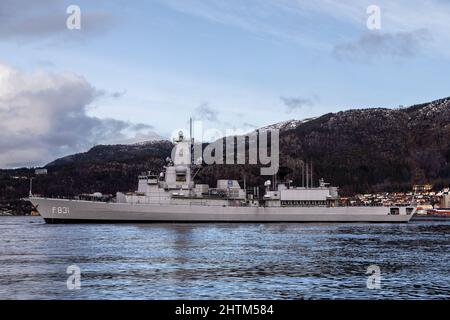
[0,216,448,300]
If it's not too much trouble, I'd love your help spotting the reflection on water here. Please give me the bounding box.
[0,216,448,299]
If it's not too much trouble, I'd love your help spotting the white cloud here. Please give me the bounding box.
[193,103,219,122]
[158,0,331,49]
[334,29,432,62]
[280,95,318,113]
[159,0,450,58]
[0,63,162,168]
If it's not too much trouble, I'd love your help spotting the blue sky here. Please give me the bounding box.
[1,0,450,167]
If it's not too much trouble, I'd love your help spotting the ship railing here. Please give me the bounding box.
[41,195,114,203]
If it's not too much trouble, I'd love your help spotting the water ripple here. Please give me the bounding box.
[0,217,448,299]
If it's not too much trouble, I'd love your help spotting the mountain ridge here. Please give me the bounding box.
[1,96,449,214]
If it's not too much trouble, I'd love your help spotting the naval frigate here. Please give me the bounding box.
[29,131,415,223]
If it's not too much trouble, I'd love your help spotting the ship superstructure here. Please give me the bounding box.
[30,131,415,223]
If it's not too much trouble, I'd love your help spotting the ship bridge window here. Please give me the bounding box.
[389,208,400,215]
[406,208,414,215]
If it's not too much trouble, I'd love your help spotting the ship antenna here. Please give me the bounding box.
[190,117,194,165]
[306,162,309,189]
[302,161,305,188]
[29,177,34,197]
[190,117,193,143]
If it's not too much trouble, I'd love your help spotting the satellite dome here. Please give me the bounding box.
[175,166,187,174]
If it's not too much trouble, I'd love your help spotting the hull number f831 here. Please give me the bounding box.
[52,207,69,215]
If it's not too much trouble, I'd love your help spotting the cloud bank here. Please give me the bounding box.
[159,0,450,58]
[334,30,432,62]
[281,96,317,113]
[0,63,161,168]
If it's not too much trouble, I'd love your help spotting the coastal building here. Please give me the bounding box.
[413,184,433,193]
[35,168,48,175]
[29,130,414,223]
[440,189,450,208]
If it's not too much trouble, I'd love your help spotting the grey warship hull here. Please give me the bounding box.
[30,197,414,223]
[29,129,416,224]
